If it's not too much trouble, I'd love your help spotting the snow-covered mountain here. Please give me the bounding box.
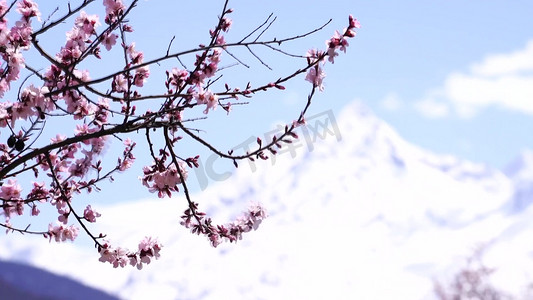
[1,101,532,299]
[504,149,533,213]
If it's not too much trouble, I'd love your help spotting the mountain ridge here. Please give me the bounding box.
[0,100,531,299]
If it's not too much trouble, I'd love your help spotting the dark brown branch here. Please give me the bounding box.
[44,154,103,247]
[32,0,96,37]
[0,118,150,178]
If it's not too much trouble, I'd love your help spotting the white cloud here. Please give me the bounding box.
[445,72,533,117]
[418,40,533,118]
[380,93,403,111]
[414,98,450,118]
[470,40,533,77]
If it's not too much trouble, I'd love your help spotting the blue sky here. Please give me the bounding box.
[132,1,533,180]
[12,0,533,206]
[115,0,533,171]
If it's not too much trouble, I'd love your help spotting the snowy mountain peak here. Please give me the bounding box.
[502,149,533,212]
[0,100,530,300]
[503,148,533,180]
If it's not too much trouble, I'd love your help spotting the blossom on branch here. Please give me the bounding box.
[98,237,162,269]
[141,161,188,198]
[16,0,41,22]
[101,32,118,51]
[0,0,359,268]
[194,88,218,114]
[304,15,359,90]
[46,222,79,243]
[83,205,101,223]
[305,65,326,91]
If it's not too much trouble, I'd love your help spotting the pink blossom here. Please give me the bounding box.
[221,17,232,32]
[180,202,267,247]
[214,202,267,244]
[136,236,162,266]
[98,242,129,268]
[203,62,218,78]
[3,221,12,234]
[215,35,226,47]
[89,136,108,155]
[10,20,34,49]
[327,30,349,53]
[57,209,69,224]
[27,182,48,203]
[47,222,79,242]
[152,161,188,189]
[112,74,128,92]
[194,88,218,114]
[133,66,149,87]
[16,0,41,22]
[101,32,118,50]
[75,124,95,143]
[83,205,101,222]
[349,15,361,29]
[326,47,338,64]
[31,205,40,216]
[208,48,222,64]
[60,28,86,64]
[64,90,92,118]
[127,42,144,64]
[72,69,91,83]
[93,98,110,126]
[103,0,126,24]
[98,237,161,269]
[142,161,188,198]
[0,0,9,16]
[119,155,135,171]
[233,202,268,233]
[0,179,22,200]
[305,65,326,91]
[0,79,9,100]
[4,48,25,82]
[75,11,100,35]
[167,68,189,90]
[20,85,53,115]
[306,49,325,64]
[119,138,135,171]
[50,134,66,144]
[0,102,9,127]
[10,101,33,122]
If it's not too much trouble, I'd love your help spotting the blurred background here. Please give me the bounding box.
[1,0,533,299]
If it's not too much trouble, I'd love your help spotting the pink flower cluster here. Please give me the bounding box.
[194,87,218,114]
[103,0,125,24]
[0,0,40,102]
[98,237,162,269]
[166,67,189,92]
[126,43,149,87]
[141,161,188,198]
[0,178,22,200]
[17,0,40,22]
[118,138,136,171]
[181,202,268,247]
[65,127,108,178]
[305,15,360,91]
[58,11,100,65]
[0,179,23,222]
[46,222,80,242]
[83,205,101,223]
[194,47,222,83]
[163,16,229,114]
